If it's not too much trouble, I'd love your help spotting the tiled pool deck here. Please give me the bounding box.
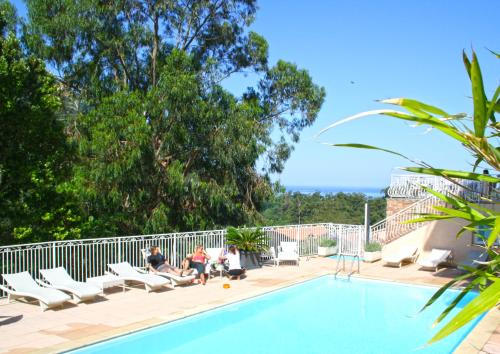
[0,257,498,353]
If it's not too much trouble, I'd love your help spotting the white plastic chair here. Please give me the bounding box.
[382,245,419,268]
[141,249,195,287]
[39,267,101,302]
[107,262,169,292]
[205,247,225,278]
[417,249,452,272]
[276,242,300,266]
[0,271,71,311]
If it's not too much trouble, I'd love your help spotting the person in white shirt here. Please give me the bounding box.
[221,245,246,280]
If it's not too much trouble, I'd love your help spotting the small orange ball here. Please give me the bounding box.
[223,283,230,289]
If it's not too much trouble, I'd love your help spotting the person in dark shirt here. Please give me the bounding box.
[147,246,193,276]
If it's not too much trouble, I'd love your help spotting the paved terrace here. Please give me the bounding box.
[0,257,498,354]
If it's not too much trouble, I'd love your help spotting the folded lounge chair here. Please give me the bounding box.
[261,247,278,266]
[458,249,488,270]
[417,248,452,272]
[0,271,71,311]
[383,245,419,268]
[276,242,300,266]
[39,267,101,302]
[107,262,170,292]
[141,249,196,287]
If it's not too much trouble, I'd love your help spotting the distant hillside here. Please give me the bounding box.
[259,192,386,226]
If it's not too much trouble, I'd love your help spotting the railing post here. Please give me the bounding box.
[117,238,122,262]
[173,233,177,267]
[52,242,56,268]
[296,225,300,256]
[338,225,343,255]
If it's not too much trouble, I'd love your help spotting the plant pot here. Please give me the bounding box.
[318,246,337,257]
[240,251,262,269]
[363,251,381,263]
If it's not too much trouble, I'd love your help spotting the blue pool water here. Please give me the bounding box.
[71,276,482,354]
[329,254,363,261]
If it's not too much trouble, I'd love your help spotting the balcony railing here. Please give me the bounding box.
[387,174,491,201]
[0,223,364,298]
[370,195,443,244]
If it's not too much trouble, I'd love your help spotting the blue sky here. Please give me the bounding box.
[11,0,499,188]
[239,0,499,188]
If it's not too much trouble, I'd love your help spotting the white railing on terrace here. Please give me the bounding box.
[387,174,488,201]
[370,195,444,244]
[0,223,364,298]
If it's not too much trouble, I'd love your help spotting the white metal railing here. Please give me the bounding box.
[370,195,444,244]
[0,223,364,298]
[337,225,365,256]
[387,174,489,201]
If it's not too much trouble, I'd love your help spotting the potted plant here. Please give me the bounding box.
[226,227,269,269]
[363,242,382,262]
[318,239,337,257]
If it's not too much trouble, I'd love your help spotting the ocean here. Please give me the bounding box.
[285,185,384,198]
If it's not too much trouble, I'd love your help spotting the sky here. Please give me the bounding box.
[10,0,500,189]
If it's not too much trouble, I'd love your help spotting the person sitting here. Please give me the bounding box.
[147,246,193,276]
[221,245,246,280]
[183,245,210,285]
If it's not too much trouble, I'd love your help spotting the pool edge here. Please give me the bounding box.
[453,308,499,354]
[37,271,332,354]
[31,270,493,354]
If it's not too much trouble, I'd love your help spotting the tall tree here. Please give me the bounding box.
[24,0,326,234]
[0,2,83,245]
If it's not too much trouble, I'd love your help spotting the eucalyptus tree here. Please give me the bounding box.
[0,3,85,245]
[318,50,499,343]
[23,0,326,234]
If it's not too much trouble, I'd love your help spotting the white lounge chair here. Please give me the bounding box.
[0,271,71,311]
[39,267,101,302]
[417,249,452,272]
[276,242,300,266]
[383,245,419,268]
[141,249,196,287]
[263,247,279,266]
[458,249,488,270]
[107,262,170,292]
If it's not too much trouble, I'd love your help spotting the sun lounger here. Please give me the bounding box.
[417,248,452,272]
[140,249,196,287]
[383,245,419,268]
[0,271,71,311]
[458,249,488,270]
[262,247,279,266]
[39,267,101,302]
[107,262,170,292]
[276,242,300,266]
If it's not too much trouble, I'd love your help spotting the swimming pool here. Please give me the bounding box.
[70,276,482,354]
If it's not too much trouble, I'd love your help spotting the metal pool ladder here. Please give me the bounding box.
[334,254,360,278]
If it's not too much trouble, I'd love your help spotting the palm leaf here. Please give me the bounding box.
[326,143,411,160]
[487,217,500,247]
[433,279,480,326]
[428,279,500,344]
[463,50,471,79]
[471,51,488,138]
[381,98,449,116]
[401,167,500,183]
[486,85,500,123]
[419,272,476,313]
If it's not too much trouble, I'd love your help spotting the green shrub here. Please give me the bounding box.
[226,227,269,253]
[364,242,382,252]
[319,239,337,247]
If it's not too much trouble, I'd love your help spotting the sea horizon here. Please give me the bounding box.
[285,185,385,198]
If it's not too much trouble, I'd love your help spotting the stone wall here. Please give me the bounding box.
[385,198,420,219]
